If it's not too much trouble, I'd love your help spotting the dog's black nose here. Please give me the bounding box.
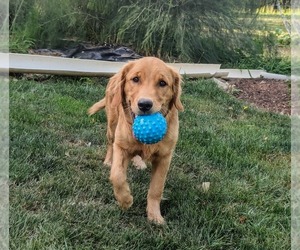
[138,98,153,112]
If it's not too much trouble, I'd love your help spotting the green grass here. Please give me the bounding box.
[10,77,290,249]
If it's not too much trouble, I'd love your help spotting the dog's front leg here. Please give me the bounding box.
[109,144,133,210]
[147,153,172,224]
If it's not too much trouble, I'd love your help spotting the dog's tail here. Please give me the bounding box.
[88,98,106,115]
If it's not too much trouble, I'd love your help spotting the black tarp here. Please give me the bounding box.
[31,44,142,62]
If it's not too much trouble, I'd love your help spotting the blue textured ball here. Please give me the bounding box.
[132,113,167,144]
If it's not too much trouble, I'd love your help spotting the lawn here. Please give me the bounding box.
[10,76,290,249]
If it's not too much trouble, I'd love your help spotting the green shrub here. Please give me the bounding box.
[9,0,263,64]
[9,0,290,74]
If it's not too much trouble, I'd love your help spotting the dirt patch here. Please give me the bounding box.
[225,78,291,115]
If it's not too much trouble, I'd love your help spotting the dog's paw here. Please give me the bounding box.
[147,213,165,225]
[118,195,133,210]
[132,155,147,170]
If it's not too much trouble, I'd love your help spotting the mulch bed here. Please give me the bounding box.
[225,78,291,115]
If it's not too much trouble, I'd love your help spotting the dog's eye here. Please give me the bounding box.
[132,77,139,83]
[159,80,167,87]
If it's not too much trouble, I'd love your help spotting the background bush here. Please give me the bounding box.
[9,0,291,71]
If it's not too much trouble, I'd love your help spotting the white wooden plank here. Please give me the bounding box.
[1,53,289,80]
[218,69,266,79]
[1,53,223,78]
[5,53,126,76]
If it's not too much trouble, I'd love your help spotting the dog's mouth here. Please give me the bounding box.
[131,110,137,120]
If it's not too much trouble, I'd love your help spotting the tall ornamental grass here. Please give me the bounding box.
[9,0,273,63]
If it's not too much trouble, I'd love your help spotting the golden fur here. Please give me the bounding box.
[88,57,183,224]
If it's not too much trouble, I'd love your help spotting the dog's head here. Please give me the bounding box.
[110,57,183,117]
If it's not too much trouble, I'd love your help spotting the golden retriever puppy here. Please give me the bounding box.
[88,57,183,224]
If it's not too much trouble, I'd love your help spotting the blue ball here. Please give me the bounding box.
[132,113,167,144]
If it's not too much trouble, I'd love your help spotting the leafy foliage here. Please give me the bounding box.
[10,0,267,64]
[9,0,291,74]
[112,0,260,63]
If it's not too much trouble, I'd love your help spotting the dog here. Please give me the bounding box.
[88,57,183,224]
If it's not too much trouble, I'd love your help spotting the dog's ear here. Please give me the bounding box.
[110,72,124,108]
[170,68,184,111]
[110,62,134,108]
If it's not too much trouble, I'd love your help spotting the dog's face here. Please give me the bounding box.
[112,57,183,116]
